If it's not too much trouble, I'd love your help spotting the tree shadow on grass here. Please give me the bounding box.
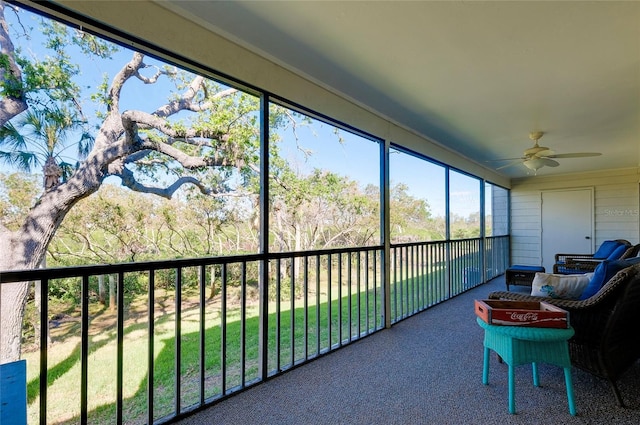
[47,324,226,424]
[25,312,168,412]
[25,325,129,405]
[26,341,80,404]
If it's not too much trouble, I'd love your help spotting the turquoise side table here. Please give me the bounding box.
[476,317,576,415]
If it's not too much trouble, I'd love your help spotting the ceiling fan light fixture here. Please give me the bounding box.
[523,158,545,171]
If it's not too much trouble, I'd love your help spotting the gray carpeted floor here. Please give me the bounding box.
[175,276,640,424]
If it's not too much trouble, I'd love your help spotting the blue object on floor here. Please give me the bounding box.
[477,318,576,415]
[1,359,27,425]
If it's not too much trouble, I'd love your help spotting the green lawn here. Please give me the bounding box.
[24,284,384,424]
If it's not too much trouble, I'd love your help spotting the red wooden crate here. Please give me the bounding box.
[475,299,569,328]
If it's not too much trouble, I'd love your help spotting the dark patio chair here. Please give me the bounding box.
[488,263,640,407]
[553,239,631,274]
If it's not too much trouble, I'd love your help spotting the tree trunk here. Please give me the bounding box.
[33,280,40,345]
[34,256,52,348]
[109,274,116,312]
[293,224,302,281]
[0,3,28,127]
[33,279,52,348]
[98,274,106,305]
[208,266,217,300]
[0,282,30,363]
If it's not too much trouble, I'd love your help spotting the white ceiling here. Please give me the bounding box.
[163,1,640,178]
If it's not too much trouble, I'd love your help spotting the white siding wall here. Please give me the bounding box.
[490,187,509,235]
[511,167,640,265]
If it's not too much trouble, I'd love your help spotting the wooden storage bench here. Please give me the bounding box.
[505,265,545,291]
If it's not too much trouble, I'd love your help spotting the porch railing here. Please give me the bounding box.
[0,236,508,424]
[389,236,509,322]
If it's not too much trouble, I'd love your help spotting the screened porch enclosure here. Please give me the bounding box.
[0,1,634,423]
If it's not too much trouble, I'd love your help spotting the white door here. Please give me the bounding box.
[541,189,593,272]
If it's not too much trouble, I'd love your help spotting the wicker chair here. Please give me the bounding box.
[558,243,640,275]
[553,239,632,274]
[488,263,640,406]
[621,243,640,260]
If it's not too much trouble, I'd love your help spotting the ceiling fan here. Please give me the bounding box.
[492,131,601,172]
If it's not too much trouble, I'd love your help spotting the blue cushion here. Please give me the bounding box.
[606,244,628,260]
[579,256,640,300]
[508,265,545,272]
[593,240,623,259]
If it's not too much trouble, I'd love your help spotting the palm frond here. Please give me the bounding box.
[0,121,28,150]
[77,130,95,158]
[59,161,75,182]
[0,149,37,172]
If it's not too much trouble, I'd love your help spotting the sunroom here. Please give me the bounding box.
[0,1,639,424]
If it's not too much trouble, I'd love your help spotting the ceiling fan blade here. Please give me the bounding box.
[545,152,602,159]
[542,158,560,167]
[486,156,525,162]
[496,160,524,170]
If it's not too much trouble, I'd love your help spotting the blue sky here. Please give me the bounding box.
[277,117,483,218]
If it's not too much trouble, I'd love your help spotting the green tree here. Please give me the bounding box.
[270,165,379,251]
[0,172,38,230]
[49,185,159,265]
[450,211,481,239]
[390,182,432,243]
[0,5,268,362]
